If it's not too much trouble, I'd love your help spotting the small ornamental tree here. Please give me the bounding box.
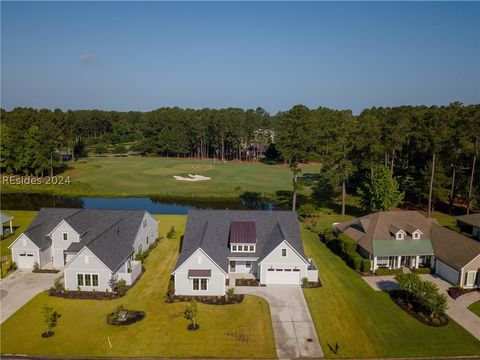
[42,305,60,337]
[184,300,199,330]
[358,164,404,212]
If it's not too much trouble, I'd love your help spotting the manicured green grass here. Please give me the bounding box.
[302,215,480,358]
[0,215,276,358]
[469,301,480,318]
[0,210,37,277]
[2,156,318,198]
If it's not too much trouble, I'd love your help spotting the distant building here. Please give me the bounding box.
[457,213,480,240]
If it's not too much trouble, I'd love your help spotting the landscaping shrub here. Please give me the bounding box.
[413,267,432,274]
[360,259,371,273]
[225,288,235,303]
[375,268,403,276]
[166,279,175,302]
[394,272,448,321]
[167,226,176,239]
[350,253,362,271]
[33,262,40,271]
[8,262,17,272]
[298,204,317,219]
[169,294,244,305]
[53,277,64,291]
[322,231,369,273]
[301,277,309,287]
[235,278,259,286]
[447,286,468,299]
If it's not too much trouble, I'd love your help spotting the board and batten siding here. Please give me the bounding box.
[10,234,40,268]
[132,212,158,255]
[259,240,308,284]
[460,255,480,288]
[50,221,80,269]
[39,246,52,267]
[174,249,226,296]
[228,259,259,275]
[63,247,112,291]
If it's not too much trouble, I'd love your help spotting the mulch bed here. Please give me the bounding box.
[169,294,244,305]
[106,310,145,325]
[187,323,200,331]
[49,288,120,300]
[302,280,322,288]
[447,286,473,299]
[33,269,60,274]
[389,290,448,327]
[235,278,260,286]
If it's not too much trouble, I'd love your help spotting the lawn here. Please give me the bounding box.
[2,156,318,199]
[469,301,480,318]
[302,215,480,358]
[0,210,37,277]
[0,215,276,358]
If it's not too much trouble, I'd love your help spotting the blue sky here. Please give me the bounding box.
[1,1,479,114]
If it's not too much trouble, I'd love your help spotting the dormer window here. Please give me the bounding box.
[396,232,404,240]
[229,221,257,253]
[412,231,421,240]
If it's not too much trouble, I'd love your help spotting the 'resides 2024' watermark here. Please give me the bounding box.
[2,176,72,185]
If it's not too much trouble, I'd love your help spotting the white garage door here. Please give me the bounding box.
[16,251,35,268]
[266,268,300,285]
[436,260,459,285]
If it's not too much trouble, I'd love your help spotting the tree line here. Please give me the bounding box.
[0,102,479,214]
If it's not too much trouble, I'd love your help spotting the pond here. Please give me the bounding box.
[0,193,282,214]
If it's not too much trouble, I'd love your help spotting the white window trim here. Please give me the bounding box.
[192,278,209,291]
[76,273,100,287]
[231,244,256,253]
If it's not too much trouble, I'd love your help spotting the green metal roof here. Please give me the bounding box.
[0,212,13,224]
[373,239,434,257]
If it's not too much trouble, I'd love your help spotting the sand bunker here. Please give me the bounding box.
[173,174,211,182]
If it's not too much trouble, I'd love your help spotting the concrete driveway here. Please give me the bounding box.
[363,274,480,341]
[0,269,59,323]
[237,285,324,358]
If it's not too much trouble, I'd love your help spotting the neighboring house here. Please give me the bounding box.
[9,208,158,291]
[172,210,318,296]
[0,212,13,237]
[334,211,480,289]
[456,213,480,240]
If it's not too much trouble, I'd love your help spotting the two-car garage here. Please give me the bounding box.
[265,267,301,284]
[435,260,459,284]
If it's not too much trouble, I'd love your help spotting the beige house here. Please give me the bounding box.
[334,211,480,289]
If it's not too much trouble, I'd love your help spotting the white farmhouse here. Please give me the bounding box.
[9,208,158,291]
[172,210,318,296]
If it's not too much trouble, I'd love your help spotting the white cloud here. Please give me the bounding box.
[80,53,93,65]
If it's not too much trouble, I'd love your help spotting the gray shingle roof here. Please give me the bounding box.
[173,210,306,273]
[22,208,148,271]
[457,213,480,228]
[0,212,13,223]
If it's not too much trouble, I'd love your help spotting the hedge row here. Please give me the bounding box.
[321,229,370,272]
[375,268,403,276]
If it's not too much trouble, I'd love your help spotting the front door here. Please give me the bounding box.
[229,260,236,272]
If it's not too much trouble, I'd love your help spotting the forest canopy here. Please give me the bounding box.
[0,102,479,213]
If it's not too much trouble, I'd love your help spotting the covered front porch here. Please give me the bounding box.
[373,254,434,271]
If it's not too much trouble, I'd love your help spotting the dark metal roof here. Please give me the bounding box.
[174,210,306,273]
[229,221,256,244]
[188,269,211,277]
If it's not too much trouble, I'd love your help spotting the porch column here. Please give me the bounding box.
[372,256,377,271]
[415,256,420,268]
[9,219,13,233]
[397,256,402,269]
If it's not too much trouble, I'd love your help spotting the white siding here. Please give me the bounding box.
[174,249,226,296]
[39,246,51,266]
[63,247,112,291]
[435,260,460,285]
[133,213,158,255]
[10,234,41,268]
[259,240,308,285]
[228,259,258,275]
[50,221,80,269]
